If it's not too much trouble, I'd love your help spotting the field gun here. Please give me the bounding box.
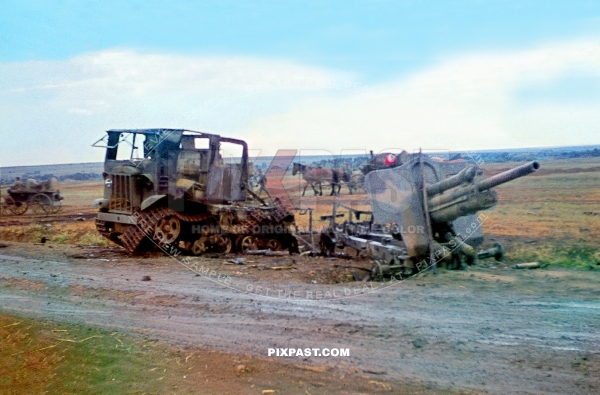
[320,156,540,279]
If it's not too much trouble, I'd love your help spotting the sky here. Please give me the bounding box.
[1,0,599,166]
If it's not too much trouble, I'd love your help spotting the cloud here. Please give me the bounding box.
[0,50,353,165]
[246,39,600,155]
[1,39,599,166]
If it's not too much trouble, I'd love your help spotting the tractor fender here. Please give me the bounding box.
[141,195,167,211]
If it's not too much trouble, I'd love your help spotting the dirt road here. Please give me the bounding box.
[0,245,598,394]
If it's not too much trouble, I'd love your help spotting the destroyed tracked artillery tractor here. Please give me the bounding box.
[92,129,297,254]
[319,154,540,279]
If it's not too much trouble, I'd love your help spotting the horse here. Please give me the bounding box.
[292,163,350,196]
[347,170,365,194]
[333,166,352,194]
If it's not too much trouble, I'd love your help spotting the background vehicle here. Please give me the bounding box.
[1,178,63,215]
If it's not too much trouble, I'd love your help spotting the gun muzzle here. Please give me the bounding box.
[427,161,540,223]
[476,161,540,192]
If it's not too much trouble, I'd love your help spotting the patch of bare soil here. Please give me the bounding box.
[0,240,599,395]
[1,311,463,395]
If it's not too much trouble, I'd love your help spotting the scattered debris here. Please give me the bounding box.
[412,338,428,349]
[141,275,152,281]
[351,271,369,282]
[268,265,295,270]
[334,252,352,259]
[246,250,290,256]
[227,258,247,265]
[294,364,330,373]
[363,369,387,375]
[68,253,92,259]
[513,262,540,269]
[369,380,392,390]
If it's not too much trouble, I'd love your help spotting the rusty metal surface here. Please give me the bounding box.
[94,129,297,255]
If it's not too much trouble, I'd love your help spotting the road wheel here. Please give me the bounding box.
[238,235,257,253]
[31,194,52,215]
[191,237,208,255]
[215,234,232,254]
[154,216,181,245]
[266,238,282,251]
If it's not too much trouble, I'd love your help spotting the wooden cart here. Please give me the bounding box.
[1,178,63,216]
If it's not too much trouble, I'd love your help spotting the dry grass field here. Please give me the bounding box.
[481,158,600,268]
[0,181,105,246]
[0,312,456,395]
[281,157,600,269]
[0,157,599,395]
[1,157,598,268]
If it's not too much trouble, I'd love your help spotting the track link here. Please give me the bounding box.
[119,207,212,253]
[95,219,124,247]
[100,205,295,254]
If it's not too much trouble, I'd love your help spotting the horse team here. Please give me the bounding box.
[291,163,362,196]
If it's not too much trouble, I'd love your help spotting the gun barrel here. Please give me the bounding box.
[476,161,540,191]
[426,166,478,196]
[427,161,540,223]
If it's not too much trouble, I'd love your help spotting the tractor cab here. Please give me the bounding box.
[92,129,249,215]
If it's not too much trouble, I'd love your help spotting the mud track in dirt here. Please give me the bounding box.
[0,246,599,395]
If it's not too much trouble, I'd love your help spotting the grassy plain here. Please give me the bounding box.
[481,158,600,269]
[1,312,454,395]
[1,157,599,268]
[0,181,105,246]
[0,157,598,394]
[281,157,600,269]
[0,312,180,394]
